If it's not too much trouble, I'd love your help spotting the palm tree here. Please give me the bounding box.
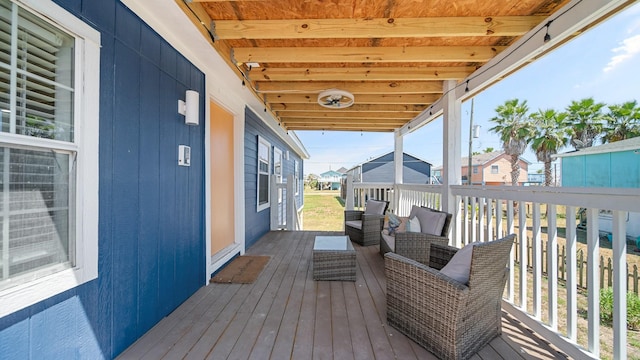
[489,99,533,186]
[565,98,606,149]
[602,100,640,143]
[530,109,570,186]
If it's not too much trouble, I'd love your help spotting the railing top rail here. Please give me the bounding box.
[397,184,442,191]
[451,185,640,212]
[352,182,394,189]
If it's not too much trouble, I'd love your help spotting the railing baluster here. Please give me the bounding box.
[507,200,515,303]
[586,208,600,357]
[519,201,527,311]
[533,203,542,319]
[486,198,493,241]
[612,210,627,360]
[478,197,485,242]
[547,205,558,331]
[566,205,578,342]
[470,197,477,243]
[462,196,469,245]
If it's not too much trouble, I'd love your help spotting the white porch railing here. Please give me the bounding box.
[345,178,639,360]
[271,175,302,231]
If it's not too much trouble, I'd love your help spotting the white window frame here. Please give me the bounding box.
[273,147,283,203]
[257,136,271,212]
[294,159,300,195]
[0,0,100,318]
[491,165,499,174]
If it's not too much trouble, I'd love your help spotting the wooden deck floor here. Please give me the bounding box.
[118,231,569,360]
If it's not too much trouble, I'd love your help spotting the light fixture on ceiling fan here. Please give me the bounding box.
[317,89,354,109]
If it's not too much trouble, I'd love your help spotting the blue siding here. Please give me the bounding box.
[244,108,304,249]
[0,1,206,359]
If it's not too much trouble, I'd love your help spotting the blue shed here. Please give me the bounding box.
[557,137,640,188]
[556,137,640,237]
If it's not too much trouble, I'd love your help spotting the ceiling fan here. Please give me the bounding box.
[318,89,355,109]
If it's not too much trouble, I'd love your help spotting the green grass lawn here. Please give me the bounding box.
[303,190,345,231]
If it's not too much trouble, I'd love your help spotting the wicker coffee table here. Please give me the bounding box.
[313,235,356,281]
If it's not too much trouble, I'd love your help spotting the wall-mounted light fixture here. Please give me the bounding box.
[178,90,199,126]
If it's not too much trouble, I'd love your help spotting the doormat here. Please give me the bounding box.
[210,255,270,284]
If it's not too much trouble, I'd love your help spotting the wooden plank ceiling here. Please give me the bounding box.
[177,0,570,132]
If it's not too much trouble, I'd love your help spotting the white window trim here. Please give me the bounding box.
[257,136,271,212]
[0,0,100,318]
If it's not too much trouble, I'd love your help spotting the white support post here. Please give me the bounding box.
[612,210,627,360]
[586,208,600,357]
[441,80,461,243]
[393,130,403,213]
[565,206,578,342]
[345,173,354,210]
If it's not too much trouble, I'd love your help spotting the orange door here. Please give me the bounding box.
[210,101,235,255]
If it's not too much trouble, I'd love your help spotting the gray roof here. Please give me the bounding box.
[554,136,640,158]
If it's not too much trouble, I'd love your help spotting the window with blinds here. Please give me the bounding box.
[257,136,270,211]
[0,0,76,291]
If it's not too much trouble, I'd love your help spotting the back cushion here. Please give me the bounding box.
[365,199,387,215]
[414,207,447,235]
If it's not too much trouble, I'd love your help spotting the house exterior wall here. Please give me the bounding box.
[462,157,528,185]
[0,1,206,358]
[360,153,431,183]
[244,107,303,249]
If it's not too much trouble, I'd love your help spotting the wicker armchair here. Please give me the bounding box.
[344,199,389,246]
[380,208,452,265]
[385,234,516,360]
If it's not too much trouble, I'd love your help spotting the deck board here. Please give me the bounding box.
[118,231,568,360]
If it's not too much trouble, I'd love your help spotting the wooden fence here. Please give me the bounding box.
[514,238,639,295]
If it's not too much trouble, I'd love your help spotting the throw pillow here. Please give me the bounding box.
[365,199,387,215]
[406,216,421,233]
[387,212,401,235]
[440,243,476,285]
[414,208,447,235]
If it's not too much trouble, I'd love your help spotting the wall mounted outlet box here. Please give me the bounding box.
[178,145,191,166]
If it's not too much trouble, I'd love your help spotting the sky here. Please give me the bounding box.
[296,3,640,176]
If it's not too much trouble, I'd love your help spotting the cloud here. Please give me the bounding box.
[603,34,640,72]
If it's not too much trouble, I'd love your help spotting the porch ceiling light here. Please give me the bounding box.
[318,89,354,109]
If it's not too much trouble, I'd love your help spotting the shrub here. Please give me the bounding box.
[600,287,640,330]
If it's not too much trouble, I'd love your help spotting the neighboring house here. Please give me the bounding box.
[460,151,529,185]
[0,1,307,358]
[348,152,433,184]
[555,137,640,238]
[318,170,344,190]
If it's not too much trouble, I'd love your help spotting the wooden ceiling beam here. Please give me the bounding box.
[277,111,416,119]
[257,81,443,94]
[233,46,506,63]
[281,118,408,125]
[266,93,439,104]
[212,16,545,40]
[282,123,399,132]
[270,103,428,112]
[252,66,475,81]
